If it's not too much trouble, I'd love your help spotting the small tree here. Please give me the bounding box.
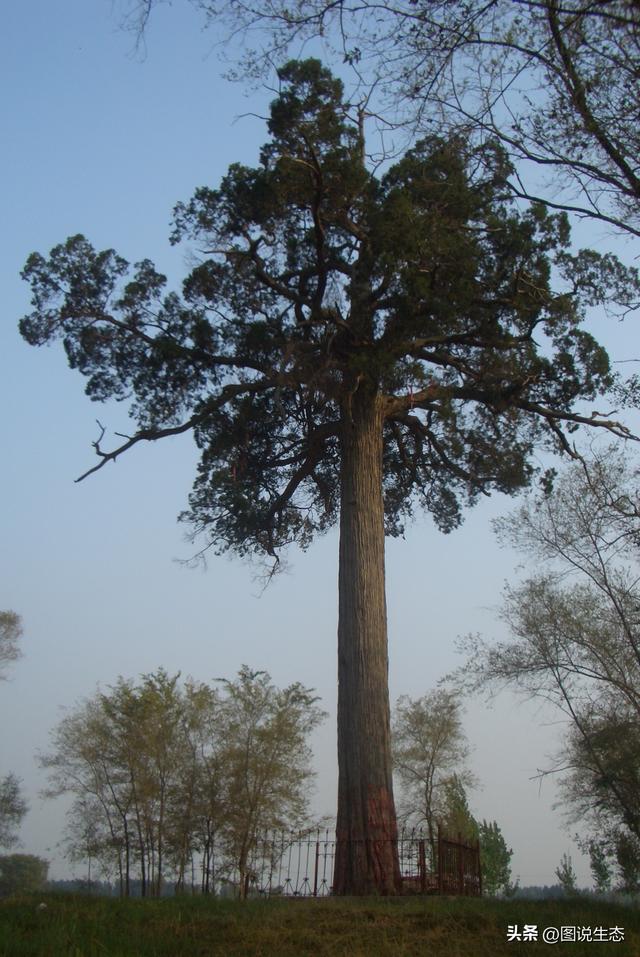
[478,820,513,897]
[0,854,48,897]
[99,669,199,897]
[215,666,326,898]
[41,665,324,897]
[555,852,578,895]
[0,613,27,852]
[392,690,474,865]
[0,774,28,851]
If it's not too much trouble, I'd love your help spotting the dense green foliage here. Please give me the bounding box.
[478,821,514,897]
[20,60,636,560]
[589,841,613,894]
[555,853,578,895]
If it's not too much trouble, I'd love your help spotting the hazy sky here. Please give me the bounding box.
[2,0,638,887]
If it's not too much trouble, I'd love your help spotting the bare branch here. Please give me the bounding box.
[75,380,274,482]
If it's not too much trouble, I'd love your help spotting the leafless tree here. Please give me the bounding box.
[456,445,640,843]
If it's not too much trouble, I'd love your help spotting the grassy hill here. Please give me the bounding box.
[1,893,639,956]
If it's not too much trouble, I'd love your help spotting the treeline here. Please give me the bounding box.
[40,667,325,898]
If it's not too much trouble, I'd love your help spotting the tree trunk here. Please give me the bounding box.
[123,816,131,898]
[202,825,212,893]
[333,390,401,895]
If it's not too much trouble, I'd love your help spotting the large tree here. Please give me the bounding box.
[21,60,637,893]
[126,0,640,239]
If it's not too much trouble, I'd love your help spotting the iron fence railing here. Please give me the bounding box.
[211,828,481,898]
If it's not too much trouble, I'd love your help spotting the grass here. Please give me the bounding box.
[1,893,639,956]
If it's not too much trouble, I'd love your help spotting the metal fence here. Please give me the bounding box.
[216,829,481,898]
[437,832,482,897]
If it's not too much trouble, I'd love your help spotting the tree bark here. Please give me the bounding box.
[334,390,401,895]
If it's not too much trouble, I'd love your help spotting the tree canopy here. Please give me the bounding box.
[21,58,638,893]
[21,61,636,550]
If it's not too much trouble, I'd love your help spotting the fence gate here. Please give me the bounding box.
[436,830,482,896]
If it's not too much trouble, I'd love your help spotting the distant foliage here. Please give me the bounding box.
[0,854,48,897]
[0,774,28,850]
[613,832,640,894]
[46,878,117,896]
[555,853,578,895]
[580,832,640,894]
[0,611,22,679]
[0,613,27,855]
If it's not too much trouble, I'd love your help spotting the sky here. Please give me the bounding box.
[1,0,638,888]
